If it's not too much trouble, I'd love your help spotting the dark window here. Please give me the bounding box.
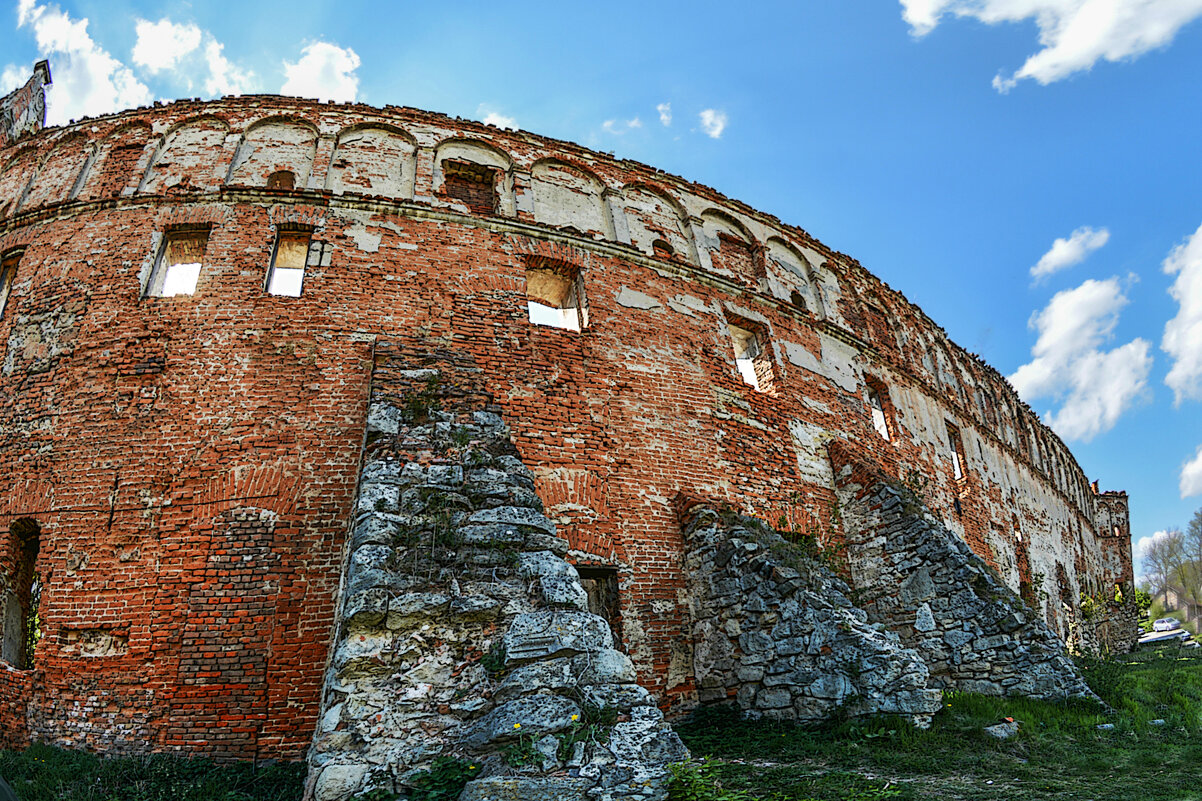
[443,159,498,214]
[713,232,760,285]
[266,170,295,190]
[2,518,41,670]
[0,249,21,319]
[576,566,620,641]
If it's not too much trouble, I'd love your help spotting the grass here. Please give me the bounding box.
[0,743,305,801]
[672,646,1202,801]
[2,649,1200,800]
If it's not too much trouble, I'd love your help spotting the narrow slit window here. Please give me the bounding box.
[267,231,310,297]
[146,229,208,297]
[726,317,775,393]
[946,421,965,481]
[867,386,890,440]
[0,250,21,319]
[526,259,586,331]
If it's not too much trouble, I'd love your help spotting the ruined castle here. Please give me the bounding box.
[0,70,1134,799]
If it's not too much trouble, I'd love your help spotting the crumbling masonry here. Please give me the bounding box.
[0,75,1134,798]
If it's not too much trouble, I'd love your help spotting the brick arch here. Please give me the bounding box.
[78,121,153,200]
[227,116,320,189]
[530,158,612,238]
[23,131,94,209]
[325,122,417,198]
[620,181,696,264]
[433,137,516,217]
[141,115,232,194]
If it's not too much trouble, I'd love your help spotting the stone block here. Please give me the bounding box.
[540,575,588,610]
[461,694,581,749]
[504,611,613,662]
[314,764,367,801]
[469,506,556,534]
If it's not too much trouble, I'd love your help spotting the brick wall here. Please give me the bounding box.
[0,95,1132,759]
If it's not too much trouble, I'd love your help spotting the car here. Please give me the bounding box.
[1153,617,1181,632]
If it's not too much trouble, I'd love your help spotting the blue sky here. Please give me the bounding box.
[4,0,1202,582]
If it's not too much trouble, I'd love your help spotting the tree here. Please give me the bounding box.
[1144,528,1188,597]
[1186,506,1202,590]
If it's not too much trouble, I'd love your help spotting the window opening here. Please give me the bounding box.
[0,249,21,319]
[867,386,890,440]
[2,518,41,670]
[267,230,311,297]
[946,421,965,481]
[525,257,586,331]
[576,565,621,641]
[266,170,295,190]
[715,232,759,284]
[443,159,498,214]
[146,228,208,297]
[726,316,775,393]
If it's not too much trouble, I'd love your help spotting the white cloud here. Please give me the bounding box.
[1162,222,1202,405]
[1181,445,1202,498]
[900,0,1202,92]
[14,0,152,125]
[281,41,360,103]
[1134,527,1173,584]
[1030,225,1110,279]
[657,102,672,126]
[1135,528,1173,559]
[1180,447,1202,498]
[203,40,255,96]
[1008,277,1152,441]
[130,17,255,97]
[131,18,201,73]
[1,64,26,94]
[476,105,517,129]
[699,108,727,139]
[602,117,642,135]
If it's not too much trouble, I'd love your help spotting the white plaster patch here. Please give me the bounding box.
[820,333,861,393]
[667,294,710,317]
[347,226,381,253]
[783,341,823,376]
[616,286,664,311]
[788,419,837,487]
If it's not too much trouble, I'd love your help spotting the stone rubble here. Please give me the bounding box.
[682,504,943,725]
[306,365,686,801]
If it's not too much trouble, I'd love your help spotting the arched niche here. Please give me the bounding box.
[23,132,94,209]
[142,116,231,194]
[765,237,820,315]
[326,124,416,199]
[433,138,515,217]
[700,209,759,284]
[0,147,40,219]
[227,117,319,189]
[620,183,694,263]
[530,159,611,238]
[79,122,153,200]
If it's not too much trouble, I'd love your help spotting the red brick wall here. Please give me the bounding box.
[0,96,1131,759]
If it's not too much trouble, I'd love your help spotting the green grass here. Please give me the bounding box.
[0,743,305,801]
[672,647,1202,801]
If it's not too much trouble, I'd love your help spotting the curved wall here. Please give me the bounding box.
[0,96,1131,757]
